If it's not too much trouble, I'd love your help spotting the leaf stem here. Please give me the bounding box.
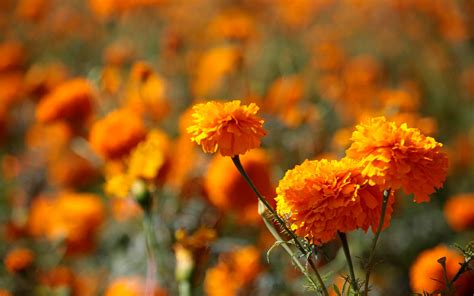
[232,155,328,296]
[363,189,391,295]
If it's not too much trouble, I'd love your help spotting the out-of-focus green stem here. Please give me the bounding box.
[338,231,358,292]
[363,189,391,296]
[232,155,328,296]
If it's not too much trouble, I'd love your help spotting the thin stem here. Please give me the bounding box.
[338,231,358,292]
[261,202,320,291]
[449,260,469,286]
[232,155,328,296]
[363,189,391,296]
[143,213,158,296]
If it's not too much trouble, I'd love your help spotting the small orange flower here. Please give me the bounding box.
[187,100,266,157]
[104,276,167,296]
[4,247,34,273]
[28,193,104,254]
[204,149,274,224]
[410,245,474,295]
[35,78,95,124]
[444,193,474,231]
[346,117,448,203]
[204,246,262,296]
[276,158,393,244]
[89,109,147,160]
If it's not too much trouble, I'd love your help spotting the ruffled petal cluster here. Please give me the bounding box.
[346,116,448,202]
[187,100,266,157]
[276,158,393,244]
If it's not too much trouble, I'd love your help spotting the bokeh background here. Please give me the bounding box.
[0,0,473,295]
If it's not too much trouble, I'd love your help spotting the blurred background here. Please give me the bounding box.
[0,0,473,295]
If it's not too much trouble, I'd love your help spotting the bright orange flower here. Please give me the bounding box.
[104,276,167,296]
[89,109,147,160]
[4,247,34,273]
[35,78,95,124]
[204,246,262,296]
[204,149,274,224]
[187,100,266,157]
[28,193,104,254]
[444,193,474,231]
[346,117,448,203]
[410,245,474,295]
[276,158,393,244]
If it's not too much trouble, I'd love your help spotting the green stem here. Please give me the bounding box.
[178,281,191,296]
[338,231,358,292]
[363,189,391,296]
[260,202,320,291]
[232,155,328,296]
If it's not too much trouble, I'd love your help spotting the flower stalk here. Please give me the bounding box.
[363,189,391,295]
[232,155,328,296]
[337,231,358,292]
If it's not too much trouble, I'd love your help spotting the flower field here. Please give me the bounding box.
[0,0,473,295]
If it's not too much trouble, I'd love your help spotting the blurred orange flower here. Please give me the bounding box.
[410,245,474,295]
[0,289,12,296]
[28,193,104,254]
[346,117,448,202]
[204,246,262,296]
[0,41,25,72]
[89,109,147,160]
[35,78,95,124]
[188,100,266,157]
[204,149,274,224]
[276,158,393,244]
[4,247,34,273]
[444,193,474,232]
[104,276,167,296]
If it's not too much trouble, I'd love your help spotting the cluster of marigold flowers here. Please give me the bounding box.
[0,0,473,295]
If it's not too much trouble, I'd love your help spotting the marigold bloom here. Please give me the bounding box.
[4,247,34,273]
[276,158,393,244]
[89,109,147,159]
[204,149,274,224]
[187,100,266,157]
[346,117,448,203]
[104,276,167,296]
[36,78,95,124]
[105,129,169,198]
[444,193,474,231]
[410,245,474,295]
[204,246,262,296]
[28,193,104,254]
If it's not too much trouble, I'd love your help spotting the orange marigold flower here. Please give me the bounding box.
[28,193,104,255]
[204,246,262,296]
[89,109,147,159]
[444,193,474,231]
[35,78,95,124]
[104,276,167,296]
[410,245,474,295]
[276,158,393,244]
[204,149,274,224]
[346,116,448,203]
[4,247,34,273]
[187,100,266,157]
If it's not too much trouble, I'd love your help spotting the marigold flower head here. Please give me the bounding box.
[410,245,474,295]
[89,108,147,160]
[35,78,95,124]
[187,100,266,157]
[204,246,262,296]
[204,149,274,224]
[276,158,393,244]
[28,193,104,254]
[104,276,167,296]
[346,116,448,203]
[4,247,34,273]
[444,193,474,231]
